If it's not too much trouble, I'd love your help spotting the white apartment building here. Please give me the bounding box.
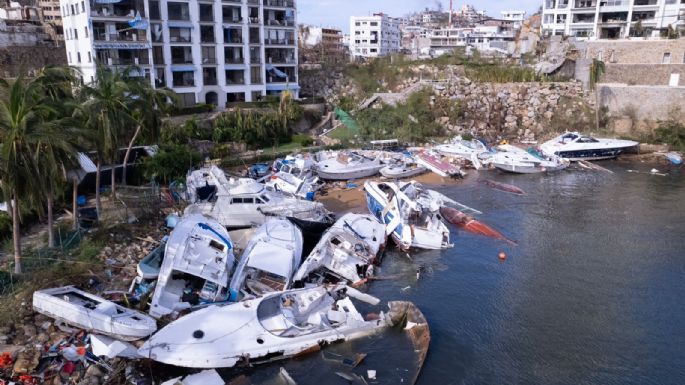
[500,10,526,28]
[349,13,400,58]
[59,0,299,108]
[429,25,516,55]
[542,0,685,40]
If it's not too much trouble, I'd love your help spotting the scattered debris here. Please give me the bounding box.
[279,367,297,385]
[477,179,526,196]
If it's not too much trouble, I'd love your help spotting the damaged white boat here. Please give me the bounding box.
[380,156,427,179]
[266,155,322,200]
[185,166,331,228]
[292,213,386,286]
[149,214,236,319]
[435,136,489,159]
[33,286,157,341]
[364,181,453,250]
[229,219,303,300]
[138,284,428,370]
[314,151,384,180]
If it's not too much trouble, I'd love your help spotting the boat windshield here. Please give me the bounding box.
[577,136,599,143]
[257,289,335,338]
[560,133,579,143]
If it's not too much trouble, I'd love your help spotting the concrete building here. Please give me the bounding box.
[349,13,400,58]
[59,0,299,107]
[298,24,343,62]
[542,0,685,39]
[429,25,516,56]
[39,0,63,26]
[500,10,526,28]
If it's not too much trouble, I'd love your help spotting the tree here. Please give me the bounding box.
[32,66,85,246]
[589,59,605,131]
[0,76,55,273]
[121,78,176,185]
[77,67,135,216]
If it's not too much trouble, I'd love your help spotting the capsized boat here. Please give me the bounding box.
[247,163,271,179]
[33,286,157,341]
[364,180,453,250]
[440,206,516,245]
[435,136,489,159]
[314,151,383,180]
[415,150,463,178]
[478,179,526,196]
[292,213,386,286]
[138,284,429,372]
[539,132,638,161]
[185,166,331,229]
[489,144,569,174]
[229,219,303,300]
[149,214,236,319]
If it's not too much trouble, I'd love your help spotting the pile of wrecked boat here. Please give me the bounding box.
[21,131,665,384]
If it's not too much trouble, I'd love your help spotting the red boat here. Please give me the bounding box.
[440,206,516,245]
[416,151,463,178]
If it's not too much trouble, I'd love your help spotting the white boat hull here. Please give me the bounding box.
[380,165,427,179]
[33,286,157,341]
[316,165,384,181]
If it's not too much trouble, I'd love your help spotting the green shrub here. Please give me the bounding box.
[161,116,212,144]
[142,144,201,184]
[292,134,314,147]
[171,103,214,116]
[655,120,685,151]
[0,212,11,242]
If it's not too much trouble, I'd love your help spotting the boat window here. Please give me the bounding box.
[578,136,599,143]
[244,198,254,204]
[330,237,342,246]
[231,198,243,204]
[255,198,264,204]
[561,133,578,143]
[261,195,270,202]
[209,239,225,252]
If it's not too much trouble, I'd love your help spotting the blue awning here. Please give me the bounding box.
[266,84,300,91]
[170,65,195,72]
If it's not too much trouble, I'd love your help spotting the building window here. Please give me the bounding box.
[225,69,245,85]
[170,46,193,64]
[153,46,165,64]
[81,1,84,12]
[199,3,213,22]
[176,92,196,107]
[74,29,78,39]
[226,92,245,103]
[68,52,71,63]
[169,27,192,43]
[149,0,160,20]
[87,52,91,62]
[167,2,190,21]
[201,46,216,64]
[200,25,215,43]
[662,52,671,64]
[70,4,74,14]
[203,67,217,86]
[84,26,88,38]
[151,23,163,42]
[77,52,81,63]
[172,71,195,87]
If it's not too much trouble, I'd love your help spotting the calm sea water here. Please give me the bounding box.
[210,160,685,384]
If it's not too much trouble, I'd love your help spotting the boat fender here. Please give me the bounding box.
[498,252,506,261]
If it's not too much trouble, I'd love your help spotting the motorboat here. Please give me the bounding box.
[489,144,570,174]
[539,132,638,161]
[247,163,271,179]
[364,180,453,250]
[380,155,427,179]
[136,236,167,280]
[33,286,157,341]
[229,219,303,300]
[266,156,322,200]
[435,136,489,159]
[292,213,386,286]
[138,284,429,371]
[185,166,331,229]
[314,151,383,180]
[149,214,236,319]
[415,150,463,178]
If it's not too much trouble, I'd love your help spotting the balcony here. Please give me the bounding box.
[263,0,294,8]
[265,19,295,27]
[264,38,295,46]
[90,7,142,19]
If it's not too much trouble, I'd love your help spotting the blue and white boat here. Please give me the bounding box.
[364,181,453,250]
[539,132,638,161]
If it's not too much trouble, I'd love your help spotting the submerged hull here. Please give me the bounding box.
[316,166,383,180]
[492,161,569,174]
[415,152,461,178]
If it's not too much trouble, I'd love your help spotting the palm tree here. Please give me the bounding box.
[33,66,86,246]
[77,67,134,216]
[121,78,176,185]
[0,76,55,274]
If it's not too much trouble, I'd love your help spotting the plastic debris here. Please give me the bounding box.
[367,370,377,380]
[279,367,297,385]
[162,369,224,385]
[90,334,142,359]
